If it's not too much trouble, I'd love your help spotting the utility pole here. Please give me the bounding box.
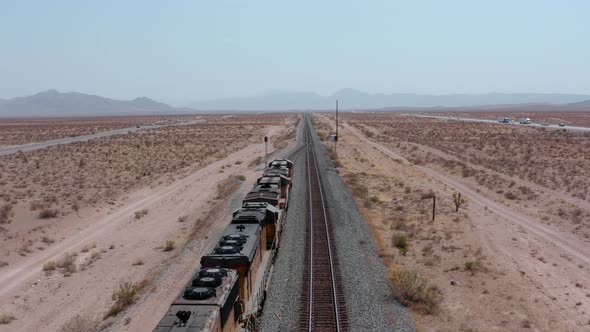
[335,99,339,154]
[264,136,268,166]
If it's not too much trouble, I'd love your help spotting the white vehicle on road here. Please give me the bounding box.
[519,118,531,124]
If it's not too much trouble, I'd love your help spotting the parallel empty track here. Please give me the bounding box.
[299,118,348,332]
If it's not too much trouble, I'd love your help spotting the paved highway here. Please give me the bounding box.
[0,120,204,156]
[409,114,590,133]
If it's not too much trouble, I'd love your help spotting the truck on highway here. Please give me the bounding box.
[519,118,531,124]
[498,117,510,123]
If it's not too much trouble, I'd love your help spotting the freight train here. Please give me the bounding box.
[154,158,294,332]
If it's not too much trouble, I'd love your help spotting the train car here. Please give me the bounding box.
[263,167,290,181]
[201,223,262,304]
[154,268,240,332]
[257,175,290,200]
[268,159,294,177]
[242,183,281,208]
[233,202,279,249]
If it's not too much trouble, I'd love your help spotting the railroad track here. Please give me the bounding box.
[285,141,306,161]
[299,117,348,332]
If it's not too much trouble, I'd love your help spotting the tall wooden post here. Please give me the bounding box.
[335,100,339,154]
[264,136,268,166]
[432,195,436,221]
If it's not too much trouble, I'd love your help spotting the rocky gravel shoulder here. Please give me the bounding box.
[259,120,307,331]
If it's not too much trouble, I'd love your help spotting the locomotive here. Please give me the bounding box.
[154,158,294,331]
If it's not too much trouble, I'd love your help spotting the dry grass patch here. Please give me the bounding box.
[134,209,149,220]
[393,234,409,255]
[0,204,14,224]
[55,253,78,277]
[163,240,176,252]
[105,279,149,319]
[38,208,59,219]
[59,314,99,332]
[0,314,16,325]
[464,260,481,275]
[41,236,55,244]
[390,269,442,314]
[42,261,57,272]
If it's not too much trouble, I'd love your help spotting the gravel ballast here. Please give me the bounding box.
[260,115,414,331]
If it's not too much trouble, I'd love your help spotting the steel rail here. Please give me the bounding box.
[300,115,347,332]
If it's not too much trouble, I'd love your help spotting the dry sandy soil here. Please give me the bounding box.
[0,114,299,331]
[0,115,200,146]
[426,111,590,127]
[313,113,590,332]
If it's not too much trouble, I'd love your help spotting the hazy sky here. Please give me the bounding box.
[1,1,589,104]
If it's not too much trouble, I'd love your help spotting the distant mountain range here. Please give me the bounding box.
[1,89,589,117]
[0,90,192,117]
[189,88,590,110]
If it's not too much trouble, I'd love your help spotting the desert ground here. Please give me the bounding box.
[313,113,590,331]
[0,113,299,331]
[0,115,202,146]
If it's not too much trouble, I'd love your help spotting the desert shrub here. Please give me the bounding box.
[464,260,480,275]
[393,234,409,255]
[369,196,381,204]
[163,240,176,252]
[42,261,57,271]
[41,236,55,244]
[390,269,441,314]
[105,280,149,319]
[56,253,77,274]
[235,175,246,181]
[134,209,149,219]
[132,259,144,266]
[504,191,518,200]
[38,208,59,219]
[58,314,99,332]
[353,184,369,197]
[105,282,137,318]
[0,314,16,325]
[177,215,188,223]
[0,204,14,224]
